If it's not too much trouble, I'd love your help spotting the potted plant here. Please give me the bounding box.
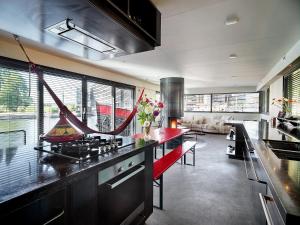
[137,95,164,140]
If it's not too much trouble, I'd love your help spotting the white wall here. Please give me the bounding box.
[185,86,260,121]
[258,39,300,122]
[257,39,300,90]
[0,37,159,92]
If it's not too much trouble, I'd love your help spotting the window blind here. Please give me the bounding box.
[0,65,39,186]
[115,87,134,136]
[286,67,300,116]
[87,81,113,132]
[43,73,82,134]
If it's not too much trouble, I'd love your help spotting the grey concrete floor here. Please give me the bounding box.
[146,134,257,225]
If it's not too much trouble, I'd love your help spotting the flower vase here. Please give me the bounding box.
[143,124,151,141]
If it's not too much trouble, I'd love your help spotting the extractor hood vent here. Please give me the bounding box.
[46,19,124,55]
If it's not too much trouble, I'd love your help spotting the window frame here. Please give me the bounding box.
[184,92,261,113]
[0,56,136,136]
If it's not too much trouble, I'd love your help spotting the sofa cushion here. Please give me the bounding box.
[195,117,204,124]
[182,118,192,124]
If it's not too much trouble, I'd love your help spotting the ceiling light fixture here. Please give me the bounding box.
[46,19,124,55]
[229,54,237,59]
[225,15,239,26]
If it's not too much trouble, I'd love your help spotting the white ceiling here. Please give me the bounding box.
[1,0,299,89]
[94,0,300,88]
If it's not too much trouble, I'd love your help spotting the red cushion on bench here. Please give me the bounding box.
[153,141,196,180]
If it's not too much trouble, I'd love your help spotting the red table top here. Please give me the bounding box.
[132,127,190,144]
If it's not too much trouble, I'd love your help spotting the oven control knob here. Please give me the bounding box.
[117,167,124,173]
[128,162,134,167]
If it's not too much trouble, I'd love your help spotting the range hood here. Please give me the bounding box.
[46,19,124,55]
[0,0,161,61]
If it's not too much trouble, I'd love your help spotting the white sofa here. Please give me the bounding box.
[179,115,233,134]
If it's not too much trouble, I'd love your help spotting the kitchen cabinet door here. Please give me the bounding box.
[2,189,66,225]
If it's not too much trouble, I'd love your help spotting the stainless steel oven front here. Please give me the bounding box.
[98,152,146,225]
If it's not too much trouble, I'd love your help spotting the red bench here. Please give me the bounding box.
[153,141,197,209]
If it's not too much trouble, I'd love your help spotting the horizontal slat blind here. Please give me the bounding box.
[87,81,113,132]
[43,73,82,134]
[286,67,300,116]
[0,65,39,186]
[115,87,133,136]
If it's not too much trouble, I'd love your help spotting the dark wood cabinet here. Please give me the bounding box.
[2,189,66,225]
[69,175,98,225]
[0,145,154,225]
[89,0,161,48]
[242,128,285,225]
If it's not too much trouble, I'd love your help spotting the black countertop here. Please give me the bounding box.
[242,121,300,219]
[0,136,157,205]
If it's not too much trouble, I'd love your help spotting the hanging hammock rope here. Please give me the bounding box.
[13,35,144,136]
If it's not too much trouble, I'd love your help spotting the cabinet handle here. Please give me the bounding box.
[259,193,274,225]
[245,150,267,184]
[107,165,145,189]
[43,210,64,225]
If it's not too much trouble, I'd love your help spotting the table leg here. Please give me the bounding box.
[159,175,163,210]
[193,146,196,166]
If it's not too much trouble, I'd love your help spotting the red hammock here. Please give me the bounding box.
[14,35,144,137]
[30,63,144,136]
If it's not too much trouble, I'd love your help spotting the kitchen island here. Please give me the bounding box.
[236,121,300,225]
[0,136,157,225]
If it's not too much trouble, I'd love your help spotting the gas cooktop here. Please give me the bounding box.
[34,135,135,163]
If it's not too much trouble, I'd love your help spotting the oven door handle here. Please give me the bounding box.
[106,165,145,189]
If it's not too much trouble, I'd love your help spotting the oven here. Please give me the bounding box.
[98,152,146,225]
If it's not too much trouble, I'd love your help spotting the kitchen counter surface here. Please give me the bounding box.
[0,136,157,207]
[242,121,300,221]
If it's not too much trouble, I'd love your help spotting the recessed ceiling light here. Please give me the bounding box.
[225,15,239,26]
[229,54,237,59]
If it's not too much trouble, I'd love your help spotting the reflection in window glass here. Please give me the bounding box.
[184,94,211,111]
[87,82,113,132]
[0,66,38,185]
[212,93,259,112]
[115,87,133,136]
[43,74,82,133]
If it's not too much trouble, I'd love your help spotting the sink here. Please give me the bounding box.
[263,140,300,161]
[264,140,300,151]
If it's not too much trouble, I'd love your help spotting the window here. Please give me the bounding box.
[115,87,134,136]
[260,88,270,114]
[0,65,38,185]
[285,67,300,116]
[212,93,259,112]
[87,81,113,132]
[184,94,211,111]
[43,73,82,133]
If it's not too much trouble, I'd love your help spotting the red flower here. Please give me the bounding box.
[158,102,164,108]
[146,98,150,103]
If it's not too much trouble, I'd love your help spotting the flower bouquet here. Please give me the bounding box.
[137,95,164,140]
[272,97,295,122]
